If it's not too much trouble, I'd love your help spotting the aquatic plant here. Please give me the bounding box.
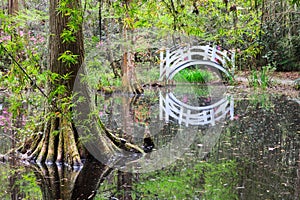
[294,78,300,90]
[248,64,276,89]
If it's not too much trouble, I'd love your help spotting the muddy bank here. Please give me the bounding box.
[233,71,299,98]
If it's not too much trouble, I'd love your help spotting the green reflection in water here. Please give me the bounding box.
[0,92,298,200]
[134,160,238,199]
[0,163,42,200]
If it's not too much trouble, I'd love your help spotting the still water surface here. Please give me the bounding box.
[0,85,299,199]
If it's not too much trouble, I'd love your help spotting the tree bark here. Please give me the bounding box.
[121,51,144,94]
[18,0,85,167]
[120,0,144,94]
[8,0,18,15]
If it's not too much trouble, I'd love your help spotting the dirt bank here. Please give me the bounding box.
[234,71,299,98]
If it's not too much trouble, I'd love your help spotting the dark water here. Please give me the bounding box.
[0,86,299,199]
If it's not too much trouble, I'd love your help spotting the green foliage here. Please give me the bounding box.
[290,0,300,6]
[249,92,274,111]
[202,161,239,200]
[260,1,300,71]
[137,64,160,84]
[57,0,83,31]
[14,9,48,24]
[100,0,266,71]
[0,8,49,139]
[57,0,83,66]
[0,165,42,200]
[249,70,259,88]
[173,68,214,83]
[82,58,122,90]
[294,78,300,90]
[248,64,275,89]
[15,172,43,199]
[60,29,77,43]
[58,50,79,66]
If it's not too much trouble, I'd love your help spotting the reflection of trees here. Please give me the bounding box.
[0,159,44,199]
[11,94,295,199]
[31,157,112,200]
[297,152,300,199]
[9,159,25,200]
[117,171,133,200]
[214,95,300,199]
[81,94,300,199]
[97,89,233,151]
[98,93,158,147]
[98,92,184,153]
[2,158,136,200]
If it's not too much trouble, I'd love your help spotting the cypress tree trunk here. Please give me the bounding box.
[13,0,145,168]
[19,0,84,167]
[121,51,144,94]
[8,0,18,15]
[120,0,144,94]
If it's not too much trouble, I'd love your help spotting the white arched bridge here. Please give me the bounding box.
[159,44,235,81]
[159,92,234,127]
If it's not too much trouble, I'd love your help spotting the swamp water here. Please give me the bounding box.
[0,84,299,200]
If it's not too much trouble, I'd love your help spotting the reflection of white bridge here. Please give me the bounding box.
[159,44,235,81]
[159,92,234,127]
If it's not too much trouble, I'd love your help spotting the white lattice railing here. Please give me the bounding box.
[159,92,234,127]
[159,44,235,81]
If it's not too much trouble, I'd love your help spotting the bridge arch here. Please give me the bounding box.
[167,60,232,80]
[159,44,235,81]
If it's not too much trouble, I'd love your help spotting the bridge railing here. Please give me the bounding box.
[159,92,234,127]
[159,44,235,81]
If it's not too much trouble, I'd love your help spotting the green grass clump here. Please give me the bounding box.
[173,68,214,83]
[248,64,276,89]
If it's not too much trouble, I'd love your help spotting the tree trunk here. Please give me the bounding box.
[8,0,18,15]
[18,0,85,167]
[121,51,144,94]
[120,0,144,94]
[31,157,112,200]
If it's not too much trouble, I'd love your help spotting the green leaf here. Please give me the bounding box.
[58,50,78,66]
